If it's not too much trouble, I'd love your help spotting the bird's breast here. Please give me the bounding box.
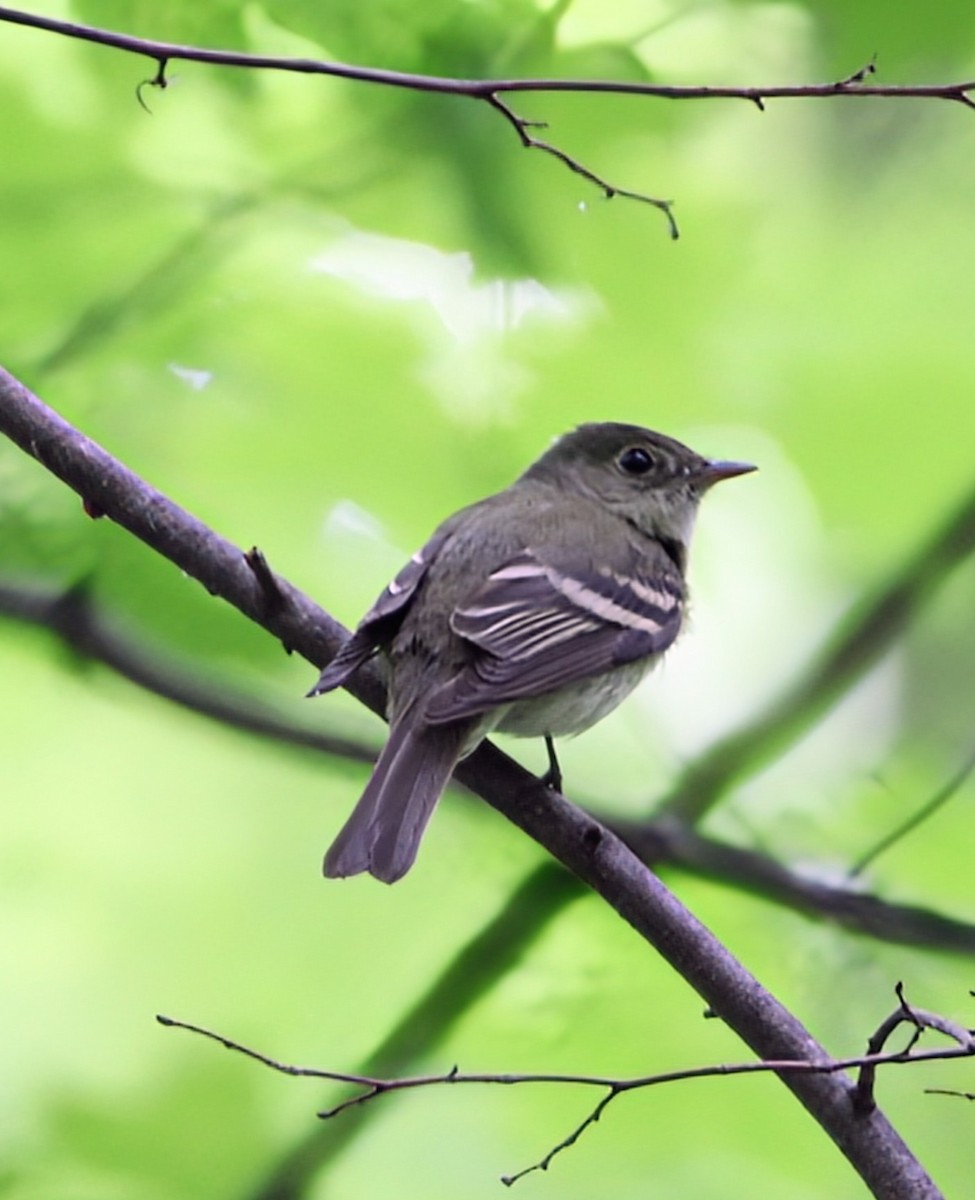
[495,657,656,739]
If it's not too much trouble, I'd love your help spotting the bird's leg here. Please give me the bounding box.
[539,735,563,793]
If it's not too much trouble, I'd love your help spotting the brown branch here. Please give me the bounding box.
[3,5,975,235]
[2,6,974,103]
[0,365,945,1199]
[620,818,975,954]
[158,992,975,1187]
[0,577,378,765]
[853,982,975,1115]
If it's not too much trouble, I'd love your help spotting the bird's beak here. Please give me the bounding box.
[700,459,757,487]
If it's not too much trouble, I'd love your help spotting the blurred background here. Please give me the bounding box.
[1,1,974,1196]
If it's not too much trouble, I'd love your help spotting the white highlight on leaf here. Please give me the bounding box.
[167,363,213,391]
[311,233,571,340]
[308,229,596,423]
[322,500,386,542]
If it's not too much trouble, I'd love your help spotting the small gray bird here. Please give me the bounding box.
[311,422,755,882]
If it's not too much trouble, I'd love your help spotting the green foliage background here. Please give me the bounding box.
[1,1,974,1197]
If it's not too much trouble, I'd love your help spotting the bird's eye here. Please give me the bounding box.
[617,446,655,475]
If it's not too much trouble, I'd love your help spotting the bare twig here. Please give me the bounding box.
[244,546,288,621]
[1,5,973,104]
[3,5,975,233]
[135,55,168,113]
[487,93,679,238]
[837,56,878,87]
[849,751,975,878]
[853,982,975,1115]
[158,999,975,1186]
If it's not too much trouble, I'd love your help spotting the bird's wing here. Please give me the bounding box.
[423,547,684,723]
[309,525,453,695]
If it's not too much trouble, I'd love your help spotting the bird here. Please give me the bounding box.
[311,422,755,883]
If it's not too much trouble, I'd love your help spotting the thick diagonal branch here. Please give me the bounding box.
[0,365,942,1198]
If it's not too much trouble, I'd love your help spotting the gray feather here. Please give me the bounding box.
[323,716,471,883]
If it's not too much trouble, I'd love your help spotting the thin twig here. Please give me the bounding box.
[853,982,975,1114]
[487,93,679,238]
[2,5,975,233]
[837,56,878,87]
[244,546,288,621]
[135,55,168,113]
[849,751,975,878]
[1,6,973,104]
[158,1003,975,1185]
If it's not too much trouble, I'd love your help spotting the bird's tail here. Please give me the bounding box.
[323,715,470,883]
